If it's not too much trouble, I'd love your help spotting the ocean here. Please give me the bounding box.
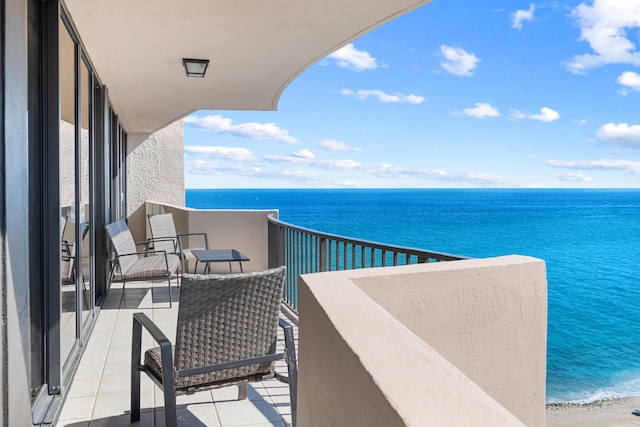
[186,188,640,403]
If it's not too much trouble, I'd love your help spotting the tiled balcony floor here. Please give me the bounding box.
[56,278,296,427]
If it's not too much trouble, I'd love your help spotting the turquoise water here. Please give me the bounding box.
[186,188,640,403]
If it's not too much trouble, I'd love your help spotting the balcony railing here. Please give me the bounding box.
[267,213,468,311]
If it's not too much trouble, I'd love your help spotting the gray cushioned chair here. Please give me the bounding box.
[148,213,208,275]
[105,219,181,307]
[130,266,297,427]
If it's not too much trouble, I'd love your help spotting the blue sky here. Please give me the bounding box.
[184,0,640,189]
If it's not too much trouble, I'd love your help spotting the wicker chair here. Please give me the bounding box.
[147,213,208,275]
[105,220,181,307]
[130,266,297,427]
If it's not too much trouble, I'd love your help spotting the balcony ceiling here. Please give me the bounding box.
[63,0,432,133]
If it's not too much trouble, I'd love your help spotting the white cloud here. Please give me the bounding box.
[566,1,640,73]
[185,159,262,176]
[340,89,425,104]
[319,139,362,152]
[264,155,309,165]
[451,172,508,185]
[325,159,361,169]
[327,43,377,71]
[512,107,560,122]
[529,107,560,122]
[275,170,364,187]
[512,4,536,30]
[618,71,640,92]
[292,149,315,159]
[510,110,528,120]
[278,169,328,181]
[439,45,480,77]
[545,158,640,174]
[184,145,256,162]
[358,163,445,179]
[462,103,500,118]
[596,122,640,148]
[184,115,299,144]
[551,172,593,182]
[361,163,513,186]
[265,155,362,170]
[188,151,524,187]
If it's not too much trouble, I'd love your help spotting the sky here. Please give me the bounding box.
[184,0,640,189]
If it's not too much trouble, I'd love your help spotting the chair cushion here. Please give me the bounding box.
[144,347,164,382]
[144,346,275,394]
[122,254,180,279]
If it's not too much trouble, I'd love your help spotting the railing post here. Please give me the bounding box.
[268,220,285,269]
[319,237,327,272]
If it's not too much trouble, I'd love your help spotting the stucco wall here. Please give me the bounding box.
[354,256,548,426]
[146,202,277,272]
[298,256,547,427]
[126,120,184,241]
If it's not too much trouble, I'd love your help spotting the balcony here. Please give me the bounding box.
[56,276,297,426]
[57,202,547,426]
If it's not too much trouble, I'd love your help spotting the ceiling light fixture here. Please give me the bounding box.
[182,58,209,78]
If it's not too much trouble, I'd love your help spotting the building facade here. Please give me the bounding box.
[0,0,477,424]
[5,1,187,424]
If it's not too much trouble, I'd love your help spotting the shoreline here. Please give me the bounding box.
[546,395,640,426]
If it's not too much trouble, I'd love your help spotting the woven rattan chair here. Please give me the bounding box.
[130,266,297,427]
[147,213,209,275]
[105,220,181,307]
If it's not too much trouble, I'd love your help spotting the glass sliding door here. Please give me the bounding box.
[109,110,127,222]
[59,14,77,368]
[29,2,114,420]
[59,8,97,369]
[80,56,92,328]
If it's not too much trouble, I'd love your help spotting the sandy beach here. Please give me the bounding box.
[546,396,640,426]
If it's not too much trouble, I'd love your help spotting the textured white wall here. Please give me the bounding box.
[127,120,185,240]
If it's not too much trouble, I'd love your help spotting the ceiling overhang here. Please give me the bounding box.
[64,0,432,133]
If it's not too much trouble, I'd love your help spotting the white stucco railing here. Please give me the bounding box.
[298,256,547,426]
[144,201,278,273]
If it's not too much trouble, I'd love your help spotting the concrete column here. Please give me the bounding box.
[126,119,184,240]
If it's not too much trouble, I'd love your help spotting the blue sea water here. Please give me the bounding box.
[186,188,640,403]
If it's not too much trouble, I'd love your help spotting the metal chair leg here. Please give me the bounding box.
[131,317,142,422]
[284,324,297,427]
[160,341,178,427]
